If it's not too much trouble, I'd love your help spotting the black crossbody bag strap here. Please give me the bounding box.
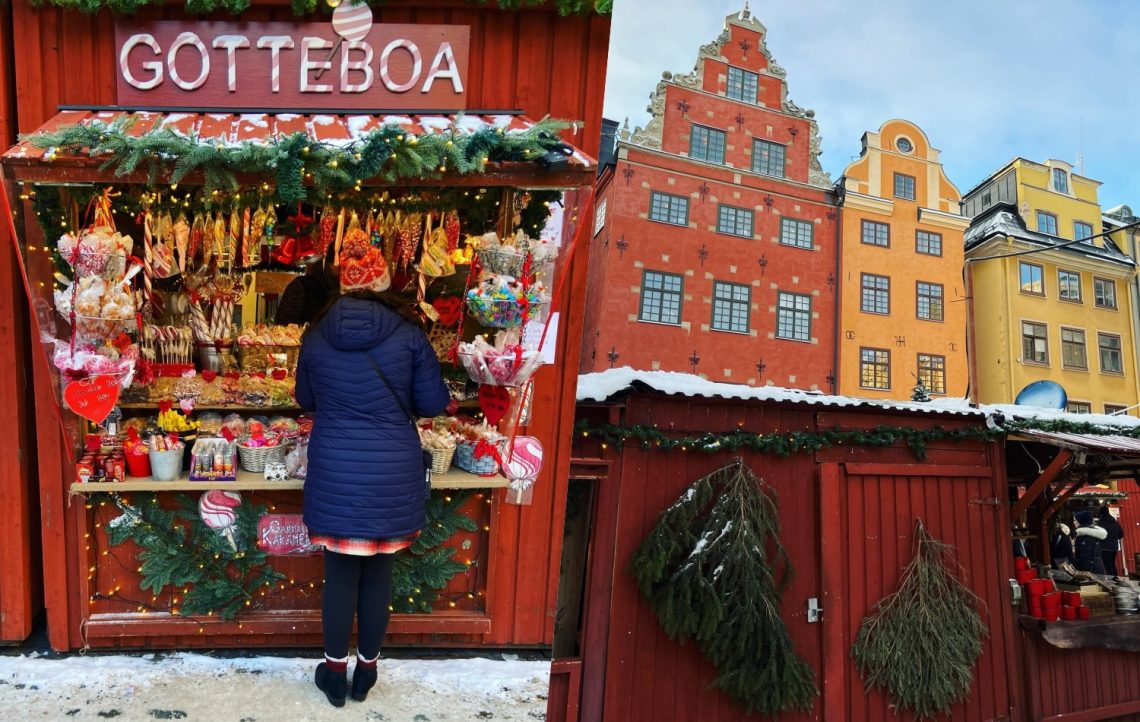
[363,352,433,494]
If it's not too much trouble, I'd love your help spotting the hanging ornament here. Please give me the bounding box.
[188,213,205,268]
[478,384,511,426]
[444,211,461,253]
[317,207,337,256]
[173,213,190,274]
[63,374,123,424]
[264,205,278,246]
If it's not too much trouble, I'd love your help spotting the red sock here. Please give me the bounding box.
[324,655,348,674]
[357,652,379,670]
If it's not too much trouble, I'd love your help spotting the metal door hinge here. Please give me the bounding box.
[970,497,1002,507]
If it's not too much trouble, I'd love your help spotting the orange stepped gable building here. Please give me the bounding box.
[581,5,838,389]
[837,120,970,400]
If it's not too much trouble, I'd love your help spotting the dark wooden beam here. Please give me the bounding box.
[1011,449,1072,523]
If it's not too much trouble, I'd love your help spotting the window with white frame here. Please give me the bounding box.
[1094,277,1117,309]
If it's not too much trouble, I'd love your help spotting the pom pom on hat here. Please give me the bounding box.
[338,229,391,294]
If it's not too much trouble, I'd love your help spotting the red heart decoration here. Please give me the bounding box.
[479,385,511,426]
[63,375,122,424]
[202,370,218,383]
[432,296,464,327]
[271,368,288,381]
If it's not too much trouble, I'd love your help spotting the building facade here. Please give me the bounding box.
[837,120,969,399]
[581,6,838,390]
[963,159,1139,413]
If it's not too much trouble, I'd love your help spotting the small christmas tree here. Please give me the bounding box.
[912,379,931,402]
[628,459,817,714]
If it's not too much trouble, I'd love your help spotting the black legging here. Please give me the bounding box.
[1102,549,1119,577]
[322,550,396,660]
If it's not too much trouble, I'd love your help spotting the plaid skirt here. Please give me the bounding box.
[310,531,420,556]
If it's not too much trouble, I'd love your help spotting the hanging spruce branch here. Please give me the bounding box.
[628,459,817,715]
[851,519,988,719]
[392,491,480,613]
[27,116,577,203]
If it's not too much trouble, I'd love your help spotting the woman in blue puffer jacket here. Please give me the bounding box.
[295,289,450,707]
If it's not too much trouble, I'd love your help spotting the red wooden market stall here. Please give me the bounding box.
[0,0,611,652]
[549,369,1140,722]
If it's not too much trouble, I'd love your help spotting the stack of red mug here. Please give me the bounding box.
[1061,590,1090,620]
[1023,577,1057,619]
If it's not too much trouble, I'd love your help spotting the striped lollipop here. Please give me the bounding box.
[332,1,373,42]
[199,490,242,550]
[503,436,543,483]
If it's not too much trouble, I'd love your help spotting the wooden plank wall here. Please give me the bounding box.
[5,0,609,650]
[576,394,1021,722]
[0,0,42,644]
[1117,478,1140,575]
[1021,638,1140,722]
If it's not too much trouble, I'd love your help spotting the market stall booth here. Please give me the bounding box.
[1006,428,1140,720]
[0,0,610,652]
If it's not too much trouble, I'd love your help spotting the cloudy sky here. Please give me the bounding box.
[603,0,1140,208]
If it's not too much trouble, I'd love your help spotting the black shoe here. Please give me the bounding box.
[315,662,347,707]
[351,665,378,702]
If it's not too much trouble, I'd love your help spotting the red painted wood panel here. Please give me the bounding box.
[4,0,610,650]
[1117,479,1140,575]
[577,393,1021,722]
[1023,632,1140,722]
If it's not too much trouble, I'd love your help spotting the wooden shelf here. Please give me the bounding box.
[71,467,508,492]
[118,402,301,411]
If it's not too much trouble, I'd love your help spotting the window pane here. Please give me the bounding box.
[917,353,946,395]
[717,205,754,238]
[1058,270,1081,301]
[1067,402,1091,414]
[861,274,890,314]
[1020,263,1043,294]
[917,282,943,321]
[1095,278,1117,308]
[1053,168,1069,194]
[1061,328,1086,369]
[861,220,890,247]
[726,66,758,103]
[753,140,786,177]
[640,270,683,324]
[893,173,915,200]
[1022,322,1048,364]
[690,125,726,164]
[1037,211,1058,235]
[1099,334,1122,373]
[860,348,890,389]
[711,281,750,333]
[776,292,811,341]
[916,230,942,256]
[780,218,813,248]
[649,192,689,225]
[1074,222,1093,240]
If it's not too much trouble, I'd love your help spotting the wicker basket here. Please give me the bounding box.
[237,442,288,472]
[466,297,546,328]
[237,345,301,374]
[453,440,500,476]
[425,446,456,474]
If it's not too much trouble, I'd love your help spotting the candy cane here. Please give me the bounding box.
[142,212,155,320]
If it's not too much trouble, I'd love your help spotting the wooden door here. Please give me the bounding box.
[820,462,1021,722]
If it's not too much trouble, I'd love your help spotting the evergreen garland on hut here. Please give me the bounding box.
[628,459,817,715]
[851,519,988,719]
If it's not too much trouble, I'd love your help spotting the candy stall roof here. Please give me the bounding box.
[1,110,596,188]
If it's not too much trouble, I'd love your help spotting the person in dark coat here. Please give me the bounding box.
[1072,510,1108,575]
[1050,522,1073,568]
[274,244,336,326]
[295,291,450,706]
[1098,506,1124,577]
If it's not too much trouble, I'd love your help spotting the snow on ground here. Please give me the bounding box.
[0,652,550,721]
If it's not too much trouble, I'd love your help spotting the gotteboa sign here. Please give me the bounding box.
[115,11,469,110]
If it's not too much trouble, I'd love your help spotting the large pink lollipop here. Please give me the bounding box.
[199,490,242,550]
[316,1,374,79]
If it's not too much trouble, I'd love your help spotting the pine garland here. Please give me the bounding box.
[105,493,284,620]
[577,421,998,460]
[33,0,613,17]
[103,490,479,619]
[628,459,817,715]
[27,116,577,203]
[851,519,988,719]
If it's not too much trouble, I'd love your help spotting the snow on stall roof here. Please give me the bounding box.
[576,368,1140,429]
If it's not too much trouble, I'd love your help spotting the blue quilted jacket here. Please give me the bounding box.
[295,296,450,539]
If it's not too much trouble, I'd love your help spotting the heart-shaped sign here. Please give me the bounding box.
[63,375,122,424]
[179,397,195,414]
[479,384,511,426]
[432,296,464,326]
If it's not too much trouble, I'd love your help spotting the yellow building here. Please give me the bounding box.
[837,120,969,399]
[963,159,1139,414]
